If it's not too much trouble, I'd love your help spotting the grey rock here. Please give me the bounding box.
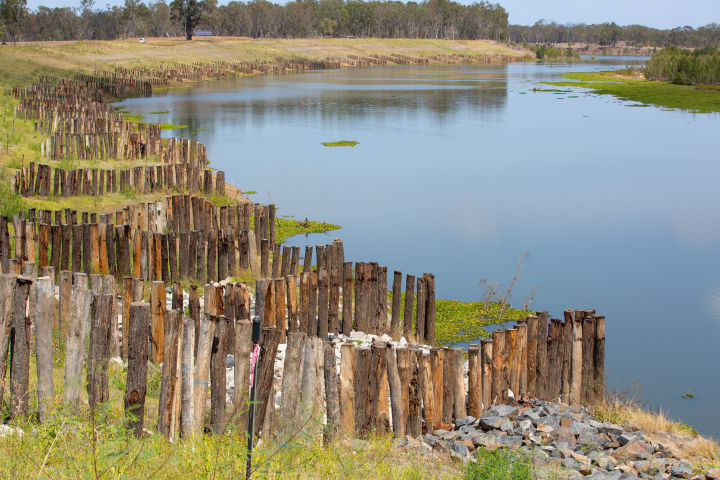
[669,465,691,478]
[479,416,504,431]
[571,420,597,437]
[423,433,440,446]
[452,442,469,456]
[600,423,624,436]
[433,429,449,436]
[500,419,515,433]
[486,404,519,419]
[455,416,476,427]
[459,425,478,435]
[516,419,533,435]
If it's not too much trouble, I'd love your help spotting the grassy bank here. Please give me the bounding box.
[544,70,720,113]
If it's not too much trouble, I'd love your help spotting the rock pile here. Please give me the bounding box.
[398,400,717,480]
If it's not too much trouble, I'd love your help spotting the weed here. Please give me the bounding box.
[465,448,534,480]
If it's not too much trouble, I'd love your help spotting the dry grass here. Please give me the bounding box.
[1,37,532,81]
[591,394,720,468]
[591,395,697,437]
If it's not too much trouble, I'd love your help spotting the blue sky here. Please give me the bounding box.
[25,0,720,29]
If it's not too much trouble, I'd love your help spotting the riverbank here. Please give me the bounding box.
[543,70,720,113]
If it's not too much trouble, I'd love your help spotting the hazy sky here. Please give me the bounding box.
[24,0,720,29]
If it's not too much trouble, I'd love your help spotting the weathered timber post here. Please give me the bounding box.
[420,352,435,432]
[339,343,356,437]
[517,322,528,397]
[385,343,404,437]
[390,271,402,339]
[260,239,269,278]
[536,311,548,400]
[317,267,329,339]
[150,281,165,364]
[180,317,195,437]
[32,277,55,423]
[254,327,281,437]
[88,293,113,409]
[193,312,216,436]
[329,266,340,335]
[285,275,298,333]
[415,276,426,342]
[481,340,493,413]
[158,309,181,437]
[402,274,415,340]
[8,277,31,418]
[324,341,340,442]
[468,344,481,418]
[396,346,411,432]
[526,315,538,397]
[0,275,16,404]
[210,314,227,434]
[407,349,422,438]
[581,313,596,404]
[342,262,353,335]
[593,316,605,404]
[491,329,505,406]
[430,348,444,425]
[570,313,583,405]
[65,283,91,408]
[125,302,150,436]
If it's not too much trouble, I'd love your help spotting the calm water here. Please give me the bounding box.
[119,59,720,437]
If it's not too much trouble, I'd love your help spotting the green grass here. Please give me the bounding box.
[544,71,720,113]
[275,217,340,243]
[322,140,359,147]
[392,292,532,346]
[149,111,170,114]
[465,448,534,480]
[0,350,460,480]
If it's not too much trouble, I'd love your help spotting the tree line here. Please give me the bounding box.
[508,20,720,48]
[1,0,508,42]
[645,46,720,85]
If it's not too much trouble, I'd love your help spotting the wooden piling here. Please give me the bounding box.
[125,302,150,436]
[324,341,341,442]
[150,281,165,364]
[158,309,181,437]
[317,267,329,339]
[233,318,252,431]
[570,314,583,405]
[180,317,195,437]
[342,262,353,335]
[468,345,481,418]
[210,314,227,434]
[87,293,113,409]
[339,343,356,437]
[491,330,505,405]
[65,284,91,408]
[480,340,493,413]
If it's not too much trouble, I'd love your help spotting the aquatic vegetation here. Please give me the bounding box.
[545,71,720,113]
[322,140,359,147]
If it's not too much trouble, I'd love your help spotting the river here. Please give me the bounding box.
[118,58,720,437]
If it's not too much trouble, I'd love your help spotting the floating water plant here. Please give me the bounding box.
[322,140,359,147]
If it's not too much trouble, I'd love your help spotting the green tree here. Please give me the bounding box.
[0,0,27,43]
[170,0,214,40]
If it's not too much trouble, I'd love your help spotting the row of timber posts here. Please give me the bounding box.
[13,162,221,198]
[0,267,605,444]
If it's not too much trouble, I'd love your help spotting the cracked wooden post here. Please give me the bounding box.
[88,293,113,409]
[342,262,353,335]
[593,315,605,404]
[582,312,596,404]
[329,266,340,335]
[193,309,216,436]
[402,274,415,341]
[125,302,150,437]
[396,346,411,432]
[491,330,505,406]
[210,314,227,434]
[158,309,181,437]
[150,281,165,364]
[59,270,72,350]
[0,274,16,405]
[570,313,583,405]
[35,276,54,423]
[385,343,404,438]
[180,316,195,437]
[254,327,281,437]
[324,340,341,443]
[317,267,329,339]
[65,280,91,408]
[390,271,402,339]
[536,311,548,400]
[468,344,481,418]
[526,315,538,398]
[285,275,298,333]
[481,340,493,413]
[339,342,356,437]
[430,347,444,426]
[233,318,252,432]
[407,349,422,438]
[9,276,31,418]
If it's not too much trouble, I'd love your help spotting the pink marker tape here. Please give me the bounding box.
[249,343,260,388]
